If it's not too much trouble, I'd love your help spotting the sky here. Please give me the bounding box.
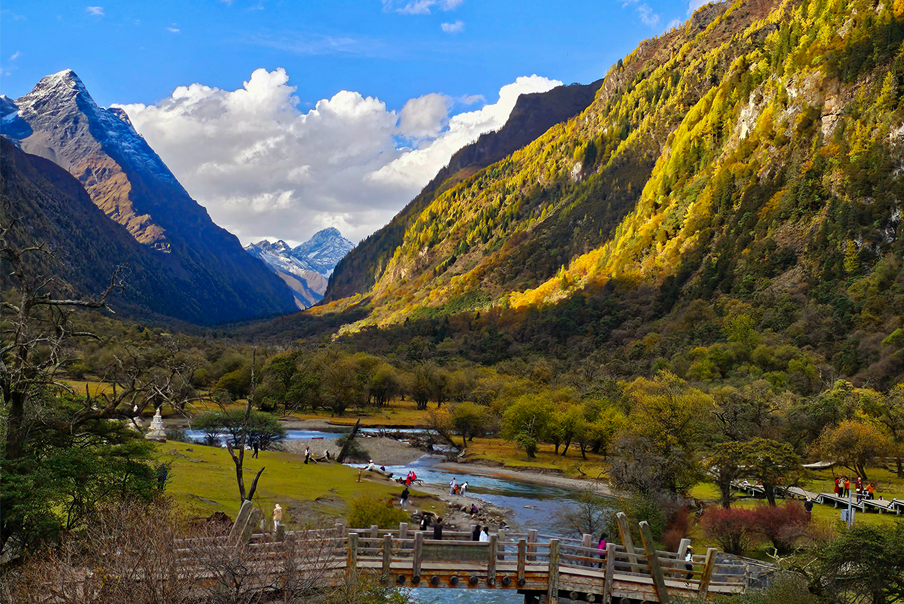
[1,0,708,245]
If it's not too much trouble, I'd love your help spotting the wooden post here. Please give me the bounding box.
[242,508,261,545]
[370,524,379,538]
[697,548,717,595]
[382,534,393,581]
[547,539,560,604]
[498,529,506,561]
[582,533,592,567]
[399,522,408,540]
[413,531,424,579]
[347,532,359,577]
[517,539,527,584]
[488,534,498,584]
[603,542,615,602]
[229,500,254,539]
[528,529,538,562]
[639,521,670,604]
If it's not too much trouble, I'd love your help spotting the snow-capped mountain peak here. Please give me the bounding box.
[245,228,354,309]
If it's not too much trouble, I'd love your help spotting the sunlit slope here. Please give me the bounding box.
[322,0,904,332]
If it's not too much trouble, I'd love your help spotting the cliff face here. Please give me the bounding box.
[323,79,604,302]
[2,70,298,324]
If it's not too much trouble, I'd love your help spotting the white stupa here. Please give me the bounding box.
[145,407,167,442]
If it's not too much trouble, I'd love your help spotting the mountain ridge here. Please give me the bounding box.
[1,69,298,324]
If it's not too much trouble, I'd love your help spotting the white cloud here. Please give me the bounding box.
[86,6,104,16]
[441,20,465,33]
[369,74,561,191]
[167,26,180,33]
[399,93,449,138]
[9,51,20,61]
[115,69,559,245]
[688,0,712,13]
[637,4,660,27]
[382,0,463,15]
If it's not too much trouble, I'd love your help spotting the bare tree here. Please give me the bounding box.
[223,348,265,503]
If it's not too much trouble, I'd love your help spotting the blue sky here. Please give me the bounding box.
[0,0,701,244]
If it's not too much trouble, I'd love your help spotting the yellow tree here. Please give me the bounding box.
[817,420,893,480]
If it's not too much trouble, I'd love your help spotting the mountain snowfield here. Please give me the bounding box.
[245,228,354,309]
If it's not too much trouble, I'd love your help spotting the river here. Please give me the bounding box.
[186,428,603,603]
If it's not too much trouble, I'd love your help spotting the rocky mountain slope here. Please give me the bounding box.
[314,0,904,387]
[1,70,297,324]
[323,79,603,302]
[245,228,353,308]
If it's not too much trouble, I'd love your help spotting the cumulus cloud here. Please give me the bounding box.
[382,0,463,15]
[86,6,104,16]
[115,69,560,245]
[369,74,561,191]
[167,26,180,33]
[441,20,465,33]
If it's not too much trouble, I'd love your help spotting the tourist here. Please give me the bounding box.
[304,446,310,464]
[804,498,813,519]
[472,525,481,541]
[867,482,876,500]
[597,532,608,568]
[419,515,431,531]
[856,475,863,494]
[479,526,489,542]
[272,504,282,531]
[834,477,841,496]
[471,503,479,516]
[449,477,457,496]
[844,477,851,498]
[685,546,694,580]
[252,442,259,459]
[461,482,469,497]
[400,487,410,510]
[433,517,443,540]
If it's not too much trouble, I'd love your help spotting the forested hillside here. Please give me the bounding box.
[305,0,904,389]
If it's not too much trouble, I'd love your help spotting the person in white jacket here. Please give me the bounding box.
[479,527,489,542]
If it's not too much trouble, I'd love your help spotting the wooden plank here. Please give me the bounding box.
[697,548,717,595]
[488,534,498,584]
[347,532,358,577]
[548,539,560,604]
[382,534,392,580]
[422,543,488,561]
[399,522,408,540]
[242,509,262,545]
[517,539,527,585]
[370,525,378,538]
[616,512,637,564]
[603,542,615,602]
[639,521,669,604]
[528,529,538,562]
[413,532,424,580]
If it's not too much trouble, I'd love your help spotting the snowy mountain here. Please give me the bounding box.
[1,69,297,324]
[245,228,354,309]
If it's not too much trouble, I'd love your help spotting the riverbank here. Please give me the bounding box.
[437,461,616,498]
[281,436,426,466]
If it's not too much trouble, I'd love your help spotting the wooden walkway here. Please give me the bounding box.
[180,502,748,604]
[732,481,904,515]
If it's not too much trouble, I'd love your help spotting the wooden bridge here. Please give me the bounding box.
[186,501,749,603]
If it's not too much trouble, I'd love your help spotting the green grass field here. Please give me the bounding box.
[155,441,440,528]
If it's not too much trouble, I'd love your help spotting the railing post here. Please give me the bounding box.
[528,529,538,562]
[347,532,359,578]
[413,531,424,581]
[382,534,393,582]
[547,539,560,604]
[582,533,592,567]
[616,512,638,566]
[517,539,527,585]
[697,548,718,595]
[370,524,379,538]
[229,500,254,540]
[399,522,408,540]
[639,521,670,604]
[242,508,262,545]
[498,528,506,561]
[603,542,615,602]
[488,534,498,584]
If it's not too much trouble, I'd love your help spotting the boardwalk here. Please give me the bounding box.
[172,502,748,604]
[732,481,904,515]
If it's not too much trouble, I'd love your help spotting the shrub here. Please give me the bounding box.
[750,501,809,554]
[347,495,410,529]
[701,507,757,556]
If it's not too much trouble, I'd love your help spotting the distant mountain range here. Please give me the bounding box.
[1,69,298,324]
[245,228,354,308]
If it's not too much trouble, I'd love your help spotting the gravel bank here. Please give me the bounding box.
[281,436,426,466]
